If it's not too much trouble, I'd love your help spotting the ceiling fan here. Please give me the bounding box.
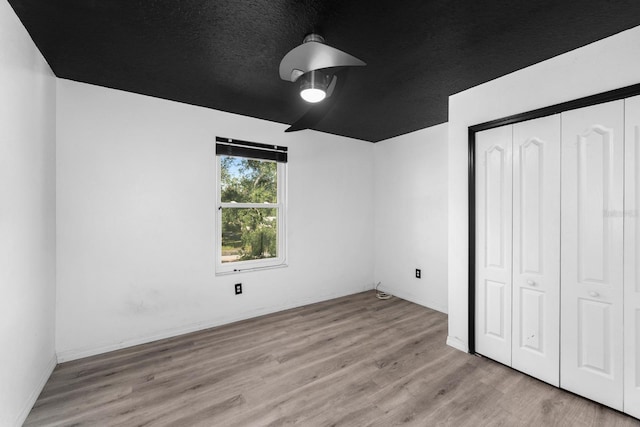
[279,34,366,132]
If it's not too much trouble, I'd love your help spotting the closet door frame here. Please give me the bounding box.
[468,82,640,355]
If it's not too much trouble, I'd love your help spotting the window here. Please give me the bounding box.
[215,137,287,273]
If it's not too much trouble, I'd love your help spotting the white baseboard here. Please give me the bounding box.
[446,335,469,353]
[14,353,57,427]
[57,288,363,362]
[376,284,448,314]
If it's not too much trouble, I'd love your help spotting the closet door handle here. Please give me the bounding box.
[589,291,599,298]
[527,280,536,286]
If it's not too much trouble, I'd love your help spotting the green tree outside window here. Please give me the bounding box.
[220,156,279,262]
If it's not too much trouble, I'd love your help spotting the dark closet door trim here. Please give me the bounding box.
[467,82,640,355]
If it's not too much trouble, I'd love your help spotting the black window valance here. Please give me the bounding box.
[216,137,288,163]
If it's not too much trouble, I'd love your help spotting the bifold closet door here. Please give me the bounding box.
[560,100,624,410]
[511,115,561,386]
[475,125,512,365]
[624,95,640,418]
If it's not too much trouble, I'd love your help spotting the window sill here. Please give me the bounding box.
[215,262,288,276]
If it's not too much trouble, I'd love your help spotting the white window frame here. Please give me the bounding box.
[215,155,287,274]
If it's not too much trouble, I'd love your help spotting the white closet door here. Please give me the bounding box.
[512,115,561,386]
[475,125,513,365]
[560,100,624,410]
[624,95,640,418]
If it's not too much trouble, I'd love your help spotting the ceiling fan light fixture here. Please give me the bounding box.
[300,88,326,103]
[299,70,329,103]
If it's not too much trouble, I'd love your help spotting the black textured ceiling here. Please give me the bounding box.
[7,0,640,142]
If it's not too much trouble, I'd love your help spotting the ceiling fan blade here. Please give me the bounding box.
[325,74,338,98]
[279,42,365,82]
[285,70,348,133]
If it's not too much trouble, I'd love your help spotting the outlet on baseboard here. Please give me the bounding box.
[235,283,242,295]
[415,269,421,279]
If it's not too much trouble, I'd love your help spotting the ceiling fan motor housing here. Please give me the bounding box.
[299,70,330,92]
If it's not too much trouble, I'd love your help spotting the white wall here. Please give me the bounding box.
[447,25,640,352]
[0,1,57,425]
[56,80,375,361]
[373,124,448,312]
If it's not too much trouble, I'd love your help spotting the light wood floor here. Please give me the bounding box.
[26,291,639,426]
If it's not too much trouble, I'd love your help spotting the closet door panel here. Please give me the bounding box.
[475,125,513,365]
[512,115,561,386]
[624,95,640,418]
[560,100,624,410]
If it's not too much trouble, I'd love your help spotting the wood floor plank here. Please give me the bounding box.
[25,291,640,426]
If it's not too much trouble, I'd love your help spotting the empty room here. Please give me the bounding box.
[2,0,640,425]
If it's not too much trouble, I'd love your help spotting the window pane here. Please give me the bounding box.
[220,156,277,203]
[221,208,278,263]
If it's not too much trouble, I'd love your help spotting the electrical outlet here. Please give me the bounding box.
[415,269,421,279]
[235,283,242,295]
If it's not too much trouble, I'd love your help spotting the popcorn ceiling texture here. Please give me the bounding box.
[7,0,640,141]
